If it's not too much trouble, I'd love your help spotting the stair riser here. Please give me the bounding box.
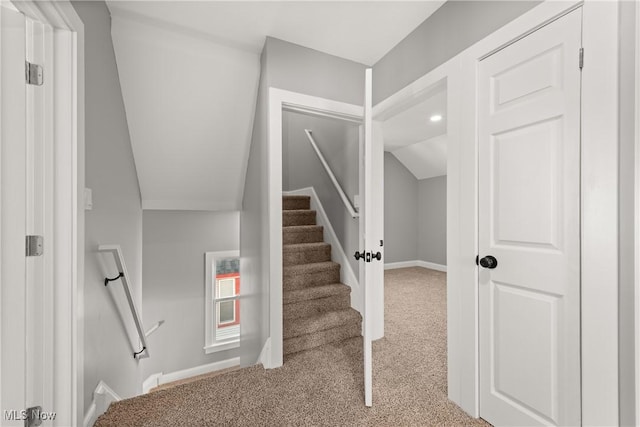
[283,228,323,244]
[283,197,310,211]
[283,245,331,266]
[283,211,316,226]
[284,294,351,321]
[283,322,362,356]
[284,266,340,290]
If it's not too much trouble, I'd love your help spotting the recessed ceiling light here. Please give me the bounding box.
[430,114,443,122]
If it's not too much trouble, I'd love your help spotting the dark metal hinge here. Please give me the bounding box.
[26,61,43,86]
[579,48,584,70]
[26,235,44,257]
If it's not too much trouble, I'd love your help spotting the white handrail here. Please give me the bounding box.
[304,129,359,218]
[98,244,150,359]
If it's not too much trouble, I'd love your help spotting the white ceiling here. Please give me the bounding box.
[107,1,446,66]
[109,11,260,211]
[106,1,446,210]
[382,85,448,180]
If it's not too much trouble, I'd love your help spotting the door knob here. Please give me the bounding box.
[479,255,498,269]
[370,251,382,261]
[354,251,365,261]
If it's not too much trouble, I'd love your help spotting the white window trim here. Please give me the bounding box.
[204,250,240,354]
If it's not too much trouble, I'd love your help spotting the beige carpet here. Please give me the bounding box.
[95,267,489,426]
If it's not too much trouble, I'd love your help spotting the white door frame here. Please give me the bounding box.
[4,1,85,425]
[635,1,640,424]
[373,1,620,425]
[267,87,363,368]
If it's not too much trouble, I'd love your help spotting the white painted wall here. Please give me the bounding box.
[141,211,240,379]
[72,0,144,413]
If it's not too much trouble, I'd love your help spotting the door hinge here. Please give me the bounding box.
[579,48,584,70]
[26,235,44,257]
[25,61,43,86]
[25,406,43,427]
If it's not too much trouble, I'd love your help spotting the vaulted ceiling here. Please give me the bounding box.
[106,1,446,210]
[382,84,448,180]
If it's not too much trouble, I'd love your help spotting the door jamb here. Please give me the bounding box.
[372,1,620,425]
[267,88,363,368]
[8,1,84,424]
[635,0,640,424]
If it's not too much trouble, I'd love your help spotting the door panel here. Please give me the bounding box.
[479,8,581,427]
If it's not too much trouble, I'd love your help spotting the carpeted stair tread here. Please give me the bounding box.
[283,283,350,304]
[283,242,331,266]
[283,210,316,226]
[283,195,311,211]
[283,225,324,244]
[283,320,362,356]
[283,261,341,289]
[284,290,352,321]
[283,308,361,340]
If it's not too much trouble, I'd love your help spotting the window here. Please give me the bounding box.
[205,251,240,353]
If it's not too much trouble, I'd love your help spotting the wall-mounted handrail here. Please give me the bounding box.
[98,244,150,359]
[304,129,359,219]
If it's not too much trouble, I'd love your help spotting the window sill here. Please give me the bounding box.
[204,339,239,354]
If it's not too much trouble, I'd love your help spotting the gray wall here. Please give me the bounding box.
[384,153,447,266]
[73,1,144,411]
[384,153,418,263]
[418,176,447,265]
[266,37,365,106]
[618,1,636,424]
[372,1,541,104]
[239,46,269,367]
[283,111,360,277]
[141,211,240,378]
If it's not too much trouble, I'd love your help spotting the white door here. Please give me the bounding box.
[360,68,384,407]
[1,7,52,425]
[478,8,582,427]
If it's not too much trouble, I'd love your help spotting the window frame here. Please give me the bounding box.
[204,250,240,354]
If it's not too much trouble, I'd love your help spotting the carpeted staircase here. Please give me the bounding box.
[282,195,362,357]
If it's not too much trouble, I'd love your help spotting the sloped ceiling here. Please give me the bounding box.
[382,84,447,180]
[106,1,446,210]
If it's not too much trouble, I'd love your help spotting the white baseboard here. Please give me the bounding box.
[259,337,271,368]
[384,260,447,272]
[83,381,121,427]
[142,357,240,394]
[283,188,361,313]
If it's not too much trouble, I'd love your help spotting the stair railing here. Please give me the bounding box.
[98,244,150,359]
[304,129,359,218]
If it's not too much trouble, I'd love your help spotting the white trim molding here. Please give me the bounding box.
[635,0,640,424]
[141,357,240,395]
[284,187,361,313]
[384,260,447,272]
[9,2,85,425]
[83,381,121,427]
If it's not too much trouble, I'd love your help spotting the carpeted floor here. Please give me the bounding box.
[95,267,489,426]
